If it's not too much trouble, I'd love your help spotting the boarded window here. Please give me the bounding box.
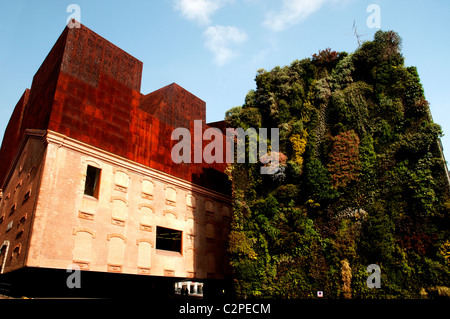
[108,236,125,266]
[206,223,215,239]
[142,180,154,196]
[140,206,154,231]
[186,194,196,210]
[73,231,93,262]
[137,241,152,269]
[111,199,127,224]
[185,248,195,271]
[186,218,195,235]
[222,206,231,217]
[205,201,214,212]
[207,252,215,274]
[114,171,129,190]
[205,201,214,221]
[165,187,177,206]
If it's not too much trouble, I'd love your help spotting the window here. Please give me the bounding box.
[15,181,22,192]
[186,194,196,211]
[141,180,154,200]
[9,204,16,216]
[111,198,127,226]
[165,187,177,206]
[73,230,94,263]
[137,240,152,270]
[139,205,154,232]
[15,229,24,240]
[18,215,27,228]
[156,226,182,253]
[107,235,126,271]
[205,222,215,240]
[114,170,129,192]
[23,190,31,203]
[206,252,216,275]
[84,165,101,198]
[11,245,21,259]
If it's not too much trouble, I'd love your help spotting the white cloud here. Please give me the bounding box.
[173,0,230,26]
[203,25,247,66]
[172,1,246,66]
[263,0,327,32]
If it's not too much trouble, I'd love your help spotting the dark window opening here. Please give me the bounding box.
[156,226,182,253]
[18,216,27,228]
[23,190,31,204]
[84,165,101,198]
[9,204,16,216]
[15,230,24,240]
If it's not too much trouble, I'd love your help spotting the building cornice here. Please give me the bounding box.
[44,130,231,203]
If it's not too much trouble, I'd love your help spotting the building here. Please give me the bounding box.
[0,23,232,298]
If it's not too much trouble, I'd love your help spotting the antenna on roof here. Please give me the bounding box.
[352,20,366,47]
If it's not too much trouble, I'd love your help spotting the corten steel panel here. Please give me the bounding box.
[139,83,206,129]
[0,23,230,195]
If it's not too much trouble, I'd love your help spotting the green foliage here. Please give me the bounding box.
[225,106,262,129]
[304,158,336,202]
[226,30,450,299]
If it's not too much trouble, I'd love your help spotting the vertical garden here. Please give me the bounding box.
[225,30,450,298]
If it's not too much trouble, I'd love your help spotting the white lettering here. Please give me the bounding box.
[203,127,223,164]
[171,127,191,163]
[66,4,81,28]
[366,264,381,288]
[366,4,381,29]
[66,264,81,288]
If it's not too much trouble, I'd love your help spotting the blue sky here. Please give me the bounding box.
[1,0,449,162]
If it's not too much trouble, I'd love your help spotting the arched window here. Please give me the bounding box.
[114,170,129,192]
[141,180,154,200]
[165,187,177,206]
[11,244,21,259]
[107,234,126,272]
[186,194,196,211]
[205,200,214,214]
[111,198,128,226]
[137,239,153,271]
[73,229,94,263]
[206,222,215,240]
[139,205,154,232]
[206,252,215,275]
